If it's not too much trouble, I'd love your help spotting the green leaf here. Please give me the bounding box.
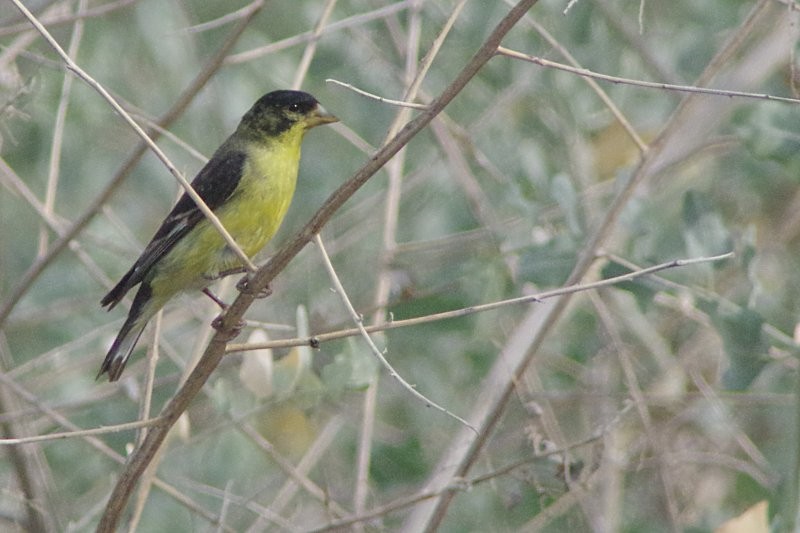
[321,338,379,392]
[550,173,582,237]
[712,306,768,390]
[600,260,659,311]
[682,191,733,258]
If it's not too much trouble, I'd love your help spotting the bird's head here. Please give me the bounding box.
[239,90,338,139]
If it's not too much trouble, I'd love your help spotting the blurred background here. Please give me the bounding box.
[1,0,799,531]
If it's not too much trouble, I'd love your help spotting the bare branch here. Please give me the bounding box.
[315,234,476,430]
[95,1,540,528]
[497,46,800,106]
[326,78,428,109]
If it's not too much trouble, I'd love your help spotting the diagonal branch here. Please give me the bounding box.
[401,1,789,530]
[95,0,540,529]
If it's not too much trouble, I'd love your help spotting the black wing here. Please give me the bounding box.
[101,148,247,309]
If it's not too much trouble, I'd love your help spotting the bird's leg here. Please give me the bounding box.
[219,266,248,278]
[203,266,248,281]
[202,288,229,310]
[201,266,253,309]
[236,275,272,299]
[211,314,245,340]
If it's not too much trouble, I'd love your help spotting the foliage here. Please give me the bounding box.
[1,0,799,531]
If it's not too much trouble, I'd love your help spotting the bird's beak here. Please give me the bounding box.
[307,104,339,127]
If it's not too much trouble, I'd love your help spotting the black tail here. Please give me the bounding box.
[98,282,152,381]
[101,265,139,310]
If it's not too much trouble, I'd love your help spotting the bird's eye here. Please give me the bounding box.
[288,103,300,112]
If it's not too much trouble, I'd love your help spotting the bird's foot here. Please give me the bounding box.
[202,288,229,310]
[236,275,272,299]
[211,315,245,340]
[203,266,248,281]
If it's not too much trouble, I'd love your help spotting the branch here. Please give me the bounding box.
[0,418,161,445]
[225,0,416,64]
[95,0,540,529]
[497,46,800,105]
[314,234,476,431]
[326,78,429,109]
[0,0,137,37]
[307,406,626,532]
[226,252,734,353]
[402,1,785,529]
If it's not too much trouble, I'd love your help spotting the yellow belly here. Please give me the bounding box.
[147,138,301,310]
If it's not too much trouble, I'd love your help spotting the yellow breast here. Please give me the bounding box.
[149,130,305,300]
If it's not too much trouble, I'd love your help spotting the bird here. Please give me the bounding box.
[98,90,338,381]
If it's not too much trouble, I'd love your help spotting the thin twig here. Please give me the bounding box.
[0,371,224,527]
[315,234,476,431]
[354,1,469,519]
[228,252,734,353]
[292,0,338,90]
[0,418,162,446]
[502,2,648,154]
[237,423,351,517]
[307,410,625,532]
[0,333,58,532]
[592,291,681,524]
[264,415,346,520]
[225,0,416,64]
[563,0,581,15]
[497,46,800,105]
[181,2,257,34]
[38,0,85,258]
[404,1,778,529]
[326,78,428,109]
[0,0,137,37]
[95,2,540,529]
[128,312,163,531]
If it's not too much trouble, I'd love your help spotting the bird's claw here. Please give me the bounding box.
[211,315,245,340]
[236,276,272,299]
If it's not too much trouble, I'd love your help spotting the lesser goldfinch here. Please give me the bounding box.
[99,90,337,381]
